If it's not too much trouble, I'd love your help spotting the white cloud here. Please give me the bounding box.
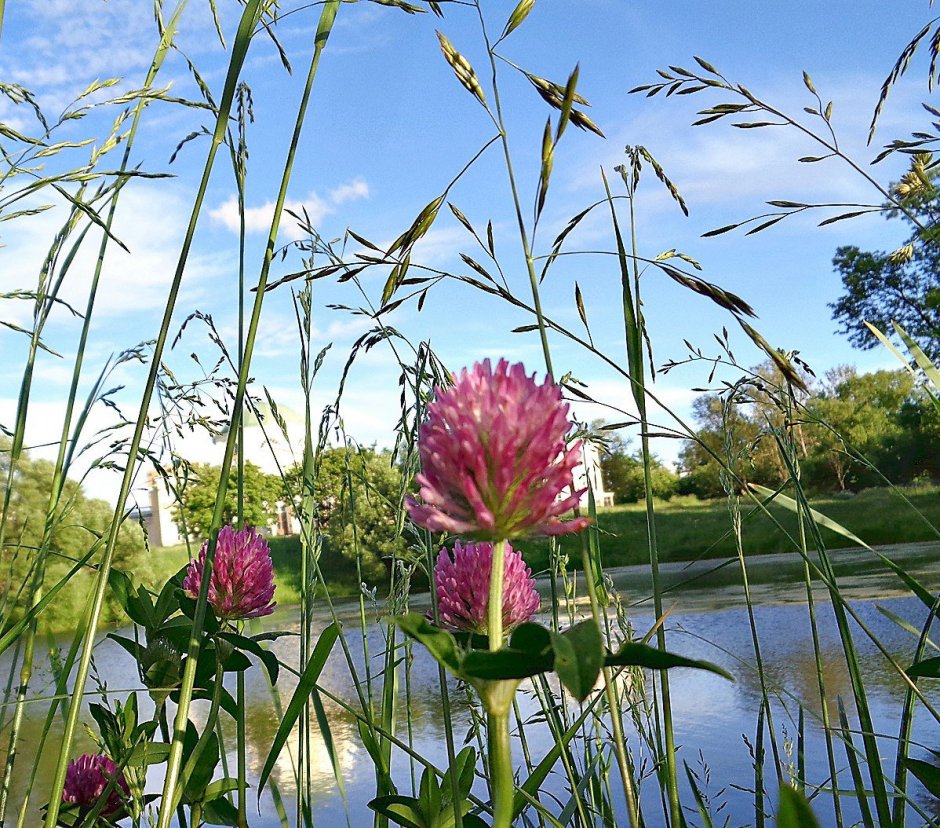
[0,0,227,110]
[209,178,370,241]
[567,70,924,218]
[330,178,370,204]
[409,225,472,266]
[0,179,232,377]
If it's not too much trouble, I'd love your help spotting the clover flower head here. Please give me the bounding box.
[434,540,539,634]
[62,753,129,818]
[407,359,590,540]
[182,525,277,621]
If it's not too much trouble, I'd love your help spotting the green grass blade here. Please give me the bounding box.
[258,622,339,796]
[837,697,875,828]
[749,484,935,609]
[44,2,265,824]
[892,321,940,393]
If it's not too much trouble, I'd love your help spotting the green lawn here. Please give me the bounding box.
[521,484,940,573]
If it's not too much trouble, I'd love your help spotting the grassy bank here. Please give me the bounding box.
[138,484,940,614]
[522,484,940,573]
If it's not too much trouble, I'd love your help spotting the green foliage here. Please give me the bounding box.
[600,432,678,503]
[285,446,405,582]
[369,747,481,828]
[678,391,781,499]
[172,460,282,539]
[830,156,940,361]
[679,363,939,497]
[0,441,149,630]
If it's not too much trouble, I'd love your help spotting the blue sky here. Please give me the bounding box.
[0,0,933,503]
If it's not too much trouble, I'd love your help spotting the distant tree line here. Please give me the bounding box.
[597,363,938,503]
[675,364,940,499]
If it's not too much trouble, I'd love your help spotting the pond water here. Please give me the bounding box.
[3,553,939,827]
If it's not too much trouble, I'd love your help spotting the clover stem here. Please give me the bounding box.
[487,709,514,828]
[236,621,248,827]
[488,539,507,651]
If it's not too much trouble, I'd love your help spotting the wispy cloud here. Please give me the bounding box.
[0,182,230,327]
[209,178,370,241]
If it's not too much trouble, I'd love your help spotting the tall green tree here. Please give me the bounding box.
[0,439,147,627]
[600,432,677,503]
[678,390,784,499]
[830,153,940,359]
[172,460,282,539]
[805,367,917,489]
[284,446,405,582]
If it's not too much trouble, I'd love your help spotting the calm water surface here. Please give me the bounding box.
[3,563,939,827]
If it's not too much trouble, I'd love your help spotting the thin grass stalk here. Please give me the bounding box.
[158,706,189,828]
[0,573,40,824]
[755,703,766,828]
[2,217,159,818]
[789,482,893,824]
[0,636,23,740]
[511,696,543,828]
[890,595,940,828]
[724,481,783,780]
[13,599,92,828]
[424,531,465,828]
[402,347,464,827]
[769,434,909,818]
[404,639,417,794]
[577,503,641,826]
[458,0,569,674]
[603,166,681,825]
[532,675,590,827]
[315,683,493,814]
[170,659,226,818]
[784,393,845,828]
[231,76,250,828]
[42,4,263,820]
[473,2,553,380]
[476,6,640,822]
[0,200,90,614]
[362,454,401,828]
[294,284,319,825]
[837,697,875,828]
[797,707,805,795]
[156,5,340,825]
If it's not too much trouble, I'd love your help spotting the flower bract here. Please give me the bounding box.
[407,358,590,539]
[434,540,539,634]
[183,525,277,621]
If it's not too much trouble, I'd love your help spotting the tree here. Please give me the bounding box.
[0,439,148,627]
[678,391,783,499]
[284,446,405,582]
[600,432,678,503]
[830,154,940,360]
[804,367,917,489]
[172,460,282,539]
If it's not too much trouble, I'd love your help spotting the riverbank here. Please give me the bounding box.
[396,540,940,618]
[26,485,938,633]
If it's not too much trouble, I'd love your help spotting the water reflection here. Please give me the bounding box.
[2,585,939,826]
